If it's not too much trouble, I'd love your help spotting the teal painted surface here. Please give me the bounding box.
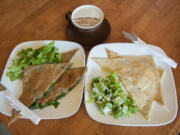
[0,121,11,135]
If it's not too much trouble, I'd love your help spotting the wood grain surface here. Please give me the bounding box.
[0,0,180,135]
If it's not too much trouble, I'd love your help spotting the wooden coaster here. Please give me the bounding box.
[66,18,111,49]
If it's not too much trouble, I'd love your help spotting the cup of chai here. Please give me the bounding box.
[65,5,104,30]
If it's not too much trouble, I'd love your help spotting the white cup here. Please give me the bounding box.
[66,5,104,29]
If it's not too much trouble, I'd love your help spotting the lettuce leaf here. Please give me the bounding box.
[6,41,61,81]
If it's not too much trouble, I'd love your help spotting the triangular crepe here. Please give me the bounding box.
[20,63,72,107]
[120,77,153,120]
[61,48,79,62]
[38,67,87,104]
[93,57,159,82]
[105,48,164,105]
[106,48,164,79]
[105,48,123,58]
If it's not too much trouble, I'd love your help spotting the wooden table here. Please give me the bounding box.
[0,0,180,135]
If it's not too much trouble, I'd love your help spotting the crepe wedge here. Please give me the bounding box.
[61,48,79,62]
[120,77,154,120]
[105,48,164,105]
[106,48,164,78]
[38,67,87,105]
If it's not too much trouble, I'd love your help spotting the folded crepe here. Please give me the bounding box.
[61,48,79,62]
[120,77,153,120]
[106,48,165,78]
[93,57,159,82]
[105,48,164,105]
[38,67,87,105]
[105,48,122,59]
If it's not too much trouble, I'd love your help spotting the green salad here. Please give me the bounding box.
[89,73,139,118]
[6,41,61,81]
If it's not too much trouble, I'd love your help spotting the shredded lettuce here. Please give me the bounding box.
[6,41,61,81]
[29,93,67,109]
[29,78,82,109]
[89,73,139,119]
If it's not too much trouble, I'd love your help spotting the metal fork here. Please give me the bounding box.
[122,31,178,68]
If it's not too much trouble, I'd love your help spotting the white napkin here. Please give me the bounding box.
[1,90,41,125]
[133,37,178,69]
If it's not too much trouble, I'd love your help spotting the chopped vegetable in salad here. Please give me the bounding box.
[6,41,61,81]
[89,73,139,118]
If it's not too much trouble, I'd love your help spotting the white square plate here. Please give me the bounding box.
[84,43,178,126]
[0,40,85,119]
